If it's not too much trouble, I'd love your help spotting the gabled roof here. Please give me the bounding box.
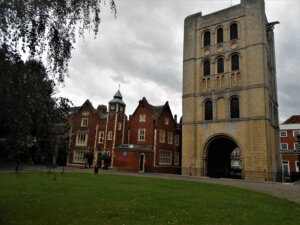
[282,115,300,124]
[131,97,171,119]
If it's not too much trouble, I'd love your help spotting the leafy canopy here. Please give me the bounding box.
[0,0,117,83]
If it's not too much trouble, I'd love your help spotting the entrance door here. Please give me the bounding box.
[139,154,145,172]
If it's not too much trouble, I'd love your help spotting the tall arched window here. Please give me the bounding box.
[217,58,224,73]
[217,28,223,43]
[205,100,213,120]
[204,31,210,47]
[203,60,210,76]
[231,54,239,71]
[230,97,239,118]
[230,23,238,40]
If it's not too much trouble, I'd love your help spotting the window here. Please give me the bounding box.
[98,132,104,144]
[118,122,122,131]
[81,118,88,127]
[230,97,240,119]
[280,143,288,150]
[293,130,300,137]
[205,100,213,120]
[159,130,165,143]
[296,161,300,172]
[203,60,210,76]
[139,114,146,122]
[110,104,116,111]
[76,133,88,146]
[159,151,171,165]
[175,135,180,147]
[231,54,239,71]
[230,23,238,40]
[168,132,173,145]
[282,161,290,175]
[175,152,180,165]
[280,131,287,137]
[138,128,146,141]
[165,118,169,125]
[107,131,113,140]
[74,151,87,163]
[217,28,223,43]
[120,106,124,112]
[217,58,224,73]
[204,31,210,46]
[294,143,299,151]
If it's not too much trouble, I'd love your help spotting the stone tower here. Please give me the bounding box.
[182,0,281,180]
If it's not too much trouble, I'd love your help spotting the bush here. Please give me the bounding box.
[84,152,94,168]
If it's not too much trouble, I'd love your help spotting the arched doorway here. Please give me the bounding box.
[206,136,242,179]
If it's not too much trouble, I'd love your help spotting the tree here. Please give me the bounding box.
[0,0,116,83]
[0,44,71,168]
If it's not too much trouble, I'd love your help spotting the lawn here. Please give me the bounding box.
[0,173,299,225]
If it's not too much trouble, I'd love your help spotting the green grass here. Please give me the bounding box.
[0,173,299,225]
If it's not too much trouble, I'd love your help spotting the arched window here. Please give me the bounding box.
[205,100,213,120]
[231,54,239,71]
[204,31,210,47]
[230,97,239,118]
[217,28,223,43]
[217,58,224,73]
[230,23,238,40]
[203,60,210,76]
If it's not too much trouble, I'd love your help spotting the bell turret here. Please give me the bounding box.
[108,90,126,113]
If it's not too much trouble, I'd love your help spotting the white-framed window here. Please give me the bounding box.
[159,150,172,165]
[107,131,113,140]
[165,118,169,125]
[118,122,122,131]
[175,152,180,165]
[120,106,124,112]
[74,150,87,163]
[294,143,299,150]
[175,135,180,147]
[106,151,111,157]
[138,128,146,141]
[282,161,290,175]
[139,114,146,122]
[293,130,300,137]
[81,118,88,127]
[280,131,287,137]
[280,143,288,150]
[168,132,173,145]
[98,132,104,144]
[159,130,165,143]
[76,133,88,146]
[296,161,300,172]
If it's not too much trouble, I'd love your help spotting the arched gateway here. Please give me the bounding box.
[204,135,242,179]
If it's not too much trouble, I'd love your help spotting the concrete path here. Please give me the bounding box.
[1,166,300,204]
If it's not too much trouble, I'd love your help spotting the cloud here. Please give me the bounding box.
[57,0,300,122]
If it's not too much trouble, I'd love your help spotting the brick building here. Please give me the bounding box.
[182,0,281,180]
[67,90,181,174]
[280,115,300,175]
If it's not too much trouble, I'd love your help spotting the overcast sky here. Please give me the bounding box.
[57,0,300,123]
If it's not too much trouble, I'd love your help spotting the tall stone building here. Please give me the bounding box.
[182,0,281,180]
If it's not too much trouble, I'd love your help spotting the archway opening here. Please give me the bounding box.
[206,136,242,179]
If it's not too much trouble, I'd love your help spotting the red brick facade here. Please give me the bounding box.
[67,91,181,174]
[280,115,300,175]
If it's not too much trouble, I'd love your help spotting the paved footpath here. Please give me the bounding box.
[1,166,300,204]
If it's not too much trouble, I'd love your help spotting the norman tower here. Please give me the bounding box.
[182,0,281,180]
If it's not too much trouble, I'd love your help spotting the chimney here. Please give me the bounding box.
[174,114,177,123]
